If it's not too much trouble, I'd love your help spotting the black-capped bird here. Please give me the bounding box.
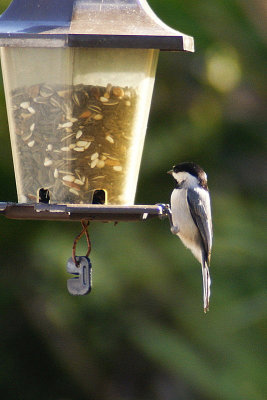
[168,162,213,312]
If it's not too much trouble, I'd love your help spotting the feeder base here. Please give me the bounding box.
[0,202,170,222]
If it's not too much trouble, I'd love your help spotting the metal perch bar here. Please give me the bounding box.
[0,202,170,222]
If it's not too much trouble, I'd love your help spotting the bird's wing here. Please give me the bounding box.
[187,187,213,264]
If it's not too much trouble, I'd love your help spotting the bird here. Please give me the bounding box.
[167,162,213,312]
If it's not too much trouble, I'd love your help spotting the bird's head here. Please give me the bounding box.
[168,162,208,189]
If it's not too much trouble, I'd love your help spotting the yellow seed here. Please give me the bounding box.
[112,87,124,98]
[96,160,105,168]
[93,114,103,120]
[113,165,123,172]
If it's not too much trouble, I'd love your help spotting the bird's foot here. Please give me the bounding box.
[156,203,179,234]
[170,225,179,235]
[156,203,171,220]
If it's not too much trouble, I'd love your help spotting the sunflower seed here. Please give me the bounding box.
[40,85,54,97]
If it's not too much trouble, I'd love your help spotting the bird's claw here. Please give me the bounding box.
[156,203,179,234]
[170,225,179,235]
[156,203,171,220]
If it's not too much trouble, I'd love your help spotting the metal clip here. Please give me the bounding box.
[67,256,92,295]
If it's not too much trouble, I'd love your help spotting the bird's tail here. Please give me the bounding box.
[201,259,211,313]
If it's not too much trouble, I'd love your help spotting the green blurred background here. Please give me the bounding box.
[0,1,266,399]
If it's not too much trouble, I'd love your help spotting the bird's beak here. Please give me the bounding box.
[167,169,173,175]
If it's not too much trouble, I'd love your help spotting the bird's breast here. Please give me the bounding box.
[170,188,202,262]
[171,189,195,231]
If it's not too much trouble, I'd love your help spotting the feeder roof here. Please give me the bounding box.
[0,0,194,51]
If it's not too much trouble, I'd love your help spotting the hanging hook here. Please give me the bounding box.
[72,220,91,267]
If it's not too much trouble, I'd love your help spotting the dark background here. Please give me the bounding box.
[0,1,266,399]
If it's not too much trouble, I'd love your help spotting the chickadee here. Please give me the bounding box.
[167,162,213,312]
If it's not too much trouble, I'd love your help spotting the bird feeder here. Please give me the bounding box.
[0,0,193,215]
[0,0,194,295]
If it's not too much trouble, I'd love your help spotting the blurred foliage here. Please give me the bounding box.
[0,1,266,399]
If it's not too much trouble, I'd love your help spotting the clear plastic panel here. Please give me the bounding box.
[1,47,158,204]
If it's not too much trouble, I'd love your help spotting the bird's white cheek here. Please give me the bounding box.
[172,171,199,188]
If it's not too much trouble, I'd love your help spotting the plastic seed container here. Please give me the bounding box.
[1,47,158,204]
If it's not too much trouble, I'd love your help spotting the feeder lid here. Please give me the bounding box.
[0,0,194,51]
